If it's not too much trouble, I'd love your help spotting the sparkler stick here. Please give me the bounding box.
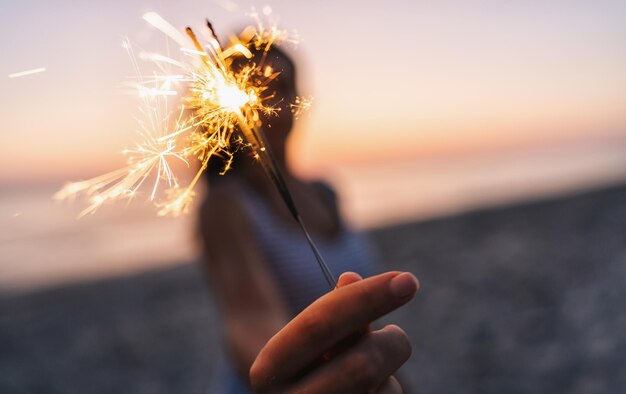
[206,19,222,47]
[237,116,337,288]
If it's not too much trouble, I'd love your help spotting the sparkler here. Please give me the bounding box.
[55,13,336,288]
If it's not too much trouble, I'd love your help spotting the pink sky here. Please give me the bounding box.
[1,0,625,183]
[2,1,626,288]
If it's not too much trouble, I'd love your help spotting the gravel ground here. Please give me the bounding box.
[1,184,625,393]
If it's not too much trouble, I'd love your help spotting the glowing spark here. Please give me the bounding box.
[291,96,313,118]
[56,12,335,287]
[217,82,250,109]
[57,12,291,217]
[142,12,192,48]
[8,67,46,78]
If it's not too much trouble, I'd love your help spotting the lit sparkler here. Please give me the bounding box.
[55,12,336,287]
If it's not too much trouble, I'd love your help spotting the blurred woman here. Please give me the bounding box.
[198,45,376,392]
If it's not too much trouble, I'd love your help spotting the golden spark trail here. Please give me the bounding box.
[55,12,335,287]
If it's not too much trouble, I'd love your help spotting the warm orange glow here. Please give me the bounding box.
[1,1,624,185]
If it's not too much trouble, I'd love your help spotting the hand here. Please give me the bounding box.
[250,271,419,393]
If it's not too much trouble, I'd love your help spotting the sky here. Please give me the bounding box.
[1,0,625,184]
[1,1,626,288]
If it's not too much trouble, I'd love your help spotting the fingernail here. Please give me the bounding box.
[390,272,418,300]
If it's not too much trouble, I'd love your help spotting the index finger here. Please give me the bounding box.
[250,271,418,389]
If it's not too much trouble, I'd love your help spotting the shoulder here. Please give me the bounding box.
[311,180,337,200]
[309,180,339,214]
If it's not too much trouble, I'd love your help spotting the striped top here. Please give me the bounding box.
[209,180,376,393]
[236,182,376,314]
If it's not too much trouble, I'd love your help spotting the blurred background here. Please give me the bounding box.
[1,0,625,393]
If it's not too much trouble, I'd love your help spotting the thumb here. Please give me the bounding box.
[337,271,363,288]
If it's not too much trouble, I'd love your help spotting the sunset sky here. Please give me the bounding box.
[1,0,625,183]
[1,1,626,288]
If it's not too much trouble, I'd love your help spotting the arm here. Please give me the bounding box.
[199,190,290,379]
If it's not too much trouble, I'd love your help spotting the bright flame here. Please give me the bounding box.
[216,82,250,111]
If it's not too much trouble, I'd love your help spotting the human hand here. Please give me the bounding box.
[250,271,419,393]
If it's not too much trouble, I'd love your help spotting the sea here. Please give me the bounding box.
[2,136,626,291]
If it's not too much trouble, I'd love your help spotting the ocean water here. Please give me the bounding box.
[1,136,626,291]
[0,188,197,291]
[337,136,626,228]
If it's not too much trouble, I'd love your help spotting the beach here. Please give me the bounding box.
[1,183,625,393]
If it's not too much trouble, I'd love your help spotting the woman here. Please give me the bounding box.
[199,45,379,392]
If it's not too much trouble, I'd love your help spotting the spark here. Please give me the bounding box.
[56,12,330,285]
[56,12,296,217]
[291,96,313,118]
[142,12,191,48]
[8,67,46,78]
